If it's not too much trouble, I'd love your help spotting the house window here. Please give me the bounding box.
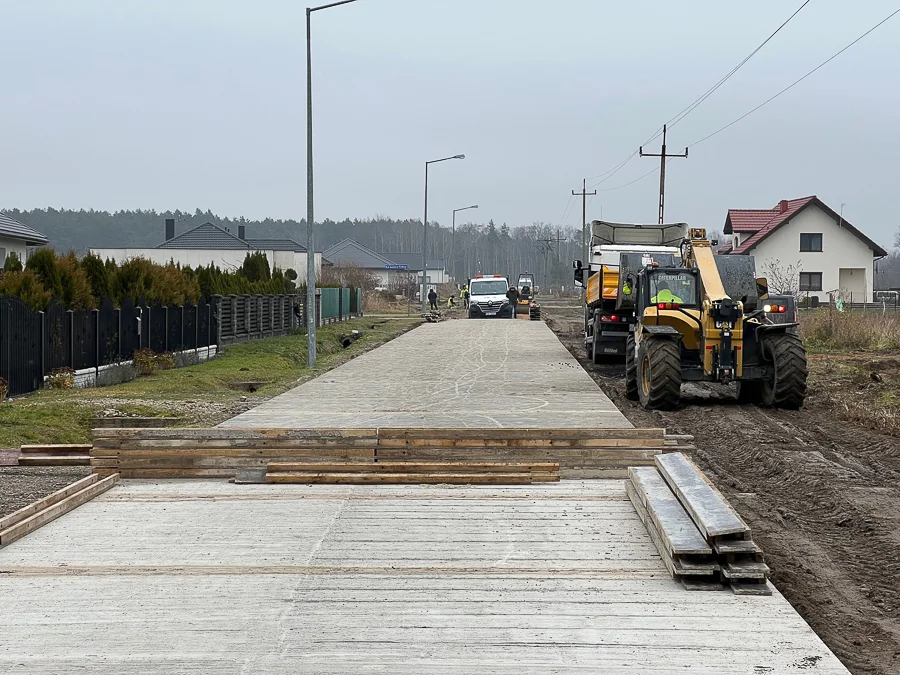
[799,272,823,292]
[800,233,823,252]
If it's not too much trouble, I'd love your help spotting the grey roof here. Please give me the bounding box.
[157,222,251,250]
[323,239,397,269]
[384,253,445,271]
[0,211,49,245]
[245,238,308,252]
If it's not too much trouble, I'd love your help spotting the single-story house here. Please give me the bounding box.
[719,196,888,303]
[90,220,323,277]
[0,211,49,266]
[322,239,448,291]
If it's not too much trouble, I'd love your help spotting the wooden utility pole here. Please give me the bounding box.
[640,124,688,224]
[573,179,597,266]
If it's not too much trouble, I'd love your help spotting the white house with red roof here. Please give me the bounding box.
[719,196,888,303]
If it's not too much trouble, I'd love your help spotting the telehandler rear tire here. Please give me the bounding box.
[637,337,681,410]
[624,333,639,401]
[760,332,808,409]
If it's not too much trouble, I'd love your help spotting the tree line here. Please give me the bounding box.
[5,208,591,288]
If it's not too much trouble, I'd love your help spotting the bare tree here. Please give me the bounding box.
[320,262,379,291]
[763,259,802,296]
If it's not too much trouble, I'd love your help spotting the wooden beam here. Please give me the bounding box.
[628,467,711,556]
[266,461,559,473]
[655,453,750,540]
[0,475,99,531]
[0,474,118,548]
[18,455,91,467]
[19,444,92,454]
[265,472,538,484]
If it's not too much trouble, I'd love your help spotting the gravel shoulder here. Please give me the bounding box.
[544,304,900,675]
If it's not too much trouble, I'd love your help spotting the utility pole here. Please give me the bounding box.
[573,179,596,266]
[640,124,688,224]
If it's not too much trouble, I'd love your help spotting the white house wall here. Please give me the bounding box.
[90,249,322,277]
[750,205,878,302]
[0,236,29,267]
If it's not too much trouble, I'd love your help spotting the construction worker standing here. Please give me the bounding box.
[506,285,520,318]
[427,288,438,310]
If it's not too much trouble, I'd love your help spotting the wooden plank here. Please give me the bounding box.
[18,455,91,466]
[376,438,670,449]
[673,558,720,575]
[91,417,181,428]
[0,475,99,531]
[265,472,537,484]
[19,444,92,454]
[713,539,762,555]
[681,577,726,592]
[111,448,377,458]
[113,454,376,469]
[376,428,666,440]
[114,469,236,479]
[89,459,120,468]
[730,580,774,596]
[98,439,378,450]
[92,428,379,441]
[723,561,770,580]
[0,474,118,548]
[628,467,711,556]
[655,453,750,540]
[266,462,559,473]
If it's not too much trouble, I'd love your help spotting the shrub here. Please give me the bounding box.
[155,352,175,370]
[80,253,111,303]
[0,376,8,402]
[57,252,95,310]
[0,270,52,310]
[25,248,64,298]
[3,252,23,273]
[133,348,157,376]
[48,367,75,389]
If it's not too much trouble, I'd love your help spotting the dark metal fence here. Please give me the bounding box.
[0,295,217,397]
[1,289,363,398]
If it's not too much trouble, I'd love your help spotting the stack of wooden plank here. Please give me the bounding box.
[0,473,119,548]
[265,461,560,484]
[19,444,92,467]
[627,452,771,595]
[90,427,695,479]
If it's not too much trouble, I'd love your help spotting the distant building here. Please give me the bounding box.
[0,211,49,266]
[322,239,448,290]
[90,220,323,277]
[719,196,888,303]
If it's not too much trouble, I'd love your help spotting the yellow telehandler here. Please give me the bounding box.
[621,228,807,410]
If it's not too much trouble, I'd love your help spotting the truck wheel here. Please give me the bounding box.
[760,332,808,409]
[637,338,681,410]
[624,333,639,401]
[591,315,604,364]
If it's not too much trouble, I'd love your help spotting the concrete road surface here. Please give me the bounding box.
[222,319,630,429]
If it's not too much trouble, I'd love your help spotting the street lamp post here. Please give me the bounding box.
[422,154,465,313]
[306,0,358,368]
[451,204,478,283]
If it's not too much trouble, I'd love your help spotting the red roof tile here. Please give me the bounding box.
[724,197,816,255]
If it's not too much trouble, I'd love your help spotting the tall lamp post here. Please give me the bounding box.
[422,154,465,313]
[451,204,478,283]
[306,0,358,368]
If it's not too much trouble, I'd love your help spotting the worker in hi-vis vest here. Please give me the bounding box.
[650,281,683,304]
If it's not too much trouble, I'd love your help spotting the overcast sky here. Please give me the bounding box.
[2,0,898,247]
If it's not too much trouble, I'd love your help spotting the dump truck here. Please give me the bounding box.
[573,221,686,363]
[621,227,808,410]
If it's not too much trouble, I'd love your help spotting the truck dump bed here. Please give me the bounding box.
[590,220,689,248]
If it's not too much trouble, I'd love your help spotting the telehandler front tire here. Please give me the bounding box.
[760,332,808,409]
[637,337,681,410]
[624,333,639,401]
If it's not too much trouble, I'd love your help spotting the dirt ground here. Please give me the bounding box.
[0,466,92,519]
[543,302,900,675]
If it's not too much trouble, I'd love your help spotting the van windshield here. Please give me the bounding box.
[470,280,509,296]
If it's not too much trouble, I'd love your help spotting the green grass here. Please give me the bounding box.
[0,318,419,448]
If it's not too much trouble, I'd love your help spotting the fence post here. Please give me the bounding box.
[92,309,99,383]
[38,310,45,379]
[66,310,74,369]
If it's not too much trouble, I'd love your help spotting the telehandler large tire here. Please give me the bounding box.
[624,333,639,401]
[637,337,681,410]
[759,332,808,409]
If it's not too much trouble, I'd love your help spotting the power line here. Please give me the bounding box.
[584,2,810,190]
[667,0,812,130]
[689,7,900,148]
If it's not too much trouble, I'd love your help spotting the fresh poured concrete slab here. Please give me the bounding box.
[221,319,631,429]
[0,480,848,674]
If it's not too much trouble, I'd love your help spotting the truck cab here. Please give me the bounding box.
[468,275,514,319]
